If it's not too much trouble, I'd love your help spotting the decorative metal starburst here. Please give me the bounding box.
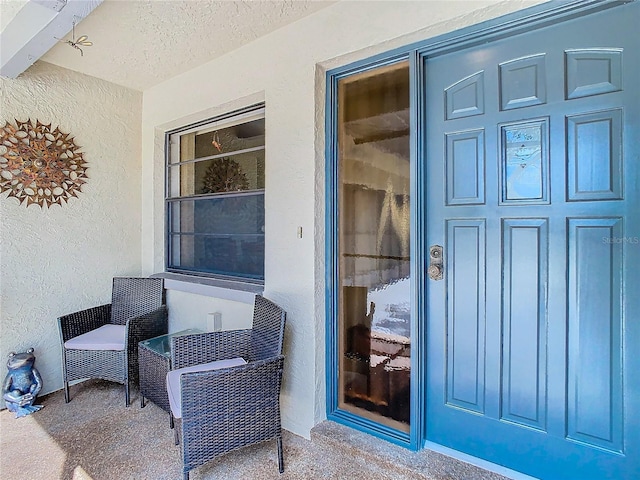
[0,119,88,207]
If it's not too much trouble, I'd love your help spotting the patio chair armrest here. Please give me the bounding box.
[171,330,252,369]
[58,304,112,343]
[180,355,285,422]
[126,305,168,382]
[126,305,169,346]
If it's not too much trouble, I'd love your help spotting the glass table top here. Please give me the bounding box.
[140,329,202,358]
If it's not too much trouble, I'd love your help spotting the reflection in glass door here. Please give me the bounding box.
[336,62,411,432]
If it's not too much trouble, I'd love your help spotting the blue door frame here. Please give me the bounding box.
[325,0,636,463]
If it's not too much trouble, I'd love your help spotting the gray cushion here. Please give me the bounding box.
[166,357,247,418]
[64,324,126,351]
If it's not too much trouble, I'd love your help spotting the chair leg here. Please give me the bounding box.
[277,435,284,473]
[183,472,189,480]
[141,395,145,408]
[169,413,174,429]
[124,360,130,406]
[63,381,70,403]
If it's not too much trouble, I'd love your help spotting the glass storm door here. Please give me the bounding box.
[423,3,639,479]
[335,61,412,434]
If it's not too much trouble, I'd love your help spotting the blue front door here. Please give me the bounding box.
[423,3,639,478]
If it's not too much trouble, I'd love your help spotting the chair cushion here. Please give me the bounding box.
[64,324,126,351]
[166,357,247,419]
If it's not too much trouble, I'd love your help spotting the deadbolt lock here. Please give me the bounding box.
[428,245,443,280]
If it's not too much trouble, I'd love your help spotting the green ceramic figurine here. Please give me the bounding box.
[2,348,43,418]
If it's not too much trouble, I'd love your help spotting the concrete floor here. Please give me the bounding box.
[0,379,511,480]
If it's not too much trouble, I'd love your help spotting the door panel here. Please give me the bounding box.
[501,218,548,432]
[567,217,623,453]
[423,3,638,478]
[446,219,486,414]
[566,108,623,201]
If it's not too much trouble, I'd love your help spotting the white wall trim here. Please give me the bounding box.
[153,272,261,304]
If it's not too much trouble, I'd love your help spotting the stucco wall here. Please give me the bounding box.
[141,0,544,439]
[0,62,142,400]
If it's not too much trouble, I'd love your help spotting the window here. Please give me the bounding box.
[166,105,265,282]
[330,62,411,433]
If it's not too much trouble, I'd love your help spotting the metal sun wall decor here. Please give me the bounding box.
[0,119,88,207]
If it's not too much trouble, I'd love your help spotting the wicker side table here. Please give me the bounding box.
[138,329,201,426]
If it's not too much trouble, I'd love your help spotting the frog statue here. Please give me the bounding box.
[2,348,43,418]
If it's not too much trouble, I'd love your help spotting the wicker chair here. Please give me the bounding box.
[58,277,168,406]
[166,295,286,480]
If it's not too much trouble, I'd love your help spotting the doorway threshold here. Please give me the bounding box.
[310,421,537,480]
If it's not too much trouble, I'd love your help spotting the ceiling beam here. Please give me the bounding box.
[1,0,103,79]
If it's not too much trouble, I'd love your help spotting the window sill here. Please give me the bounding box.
[151,272,263,303]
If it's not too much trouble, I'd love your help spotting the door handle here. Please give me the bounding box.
[428,245,443,280]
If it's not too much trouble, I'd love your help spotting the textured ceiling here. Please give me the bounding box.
[39,0,334,91]
[0,0,28,31]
